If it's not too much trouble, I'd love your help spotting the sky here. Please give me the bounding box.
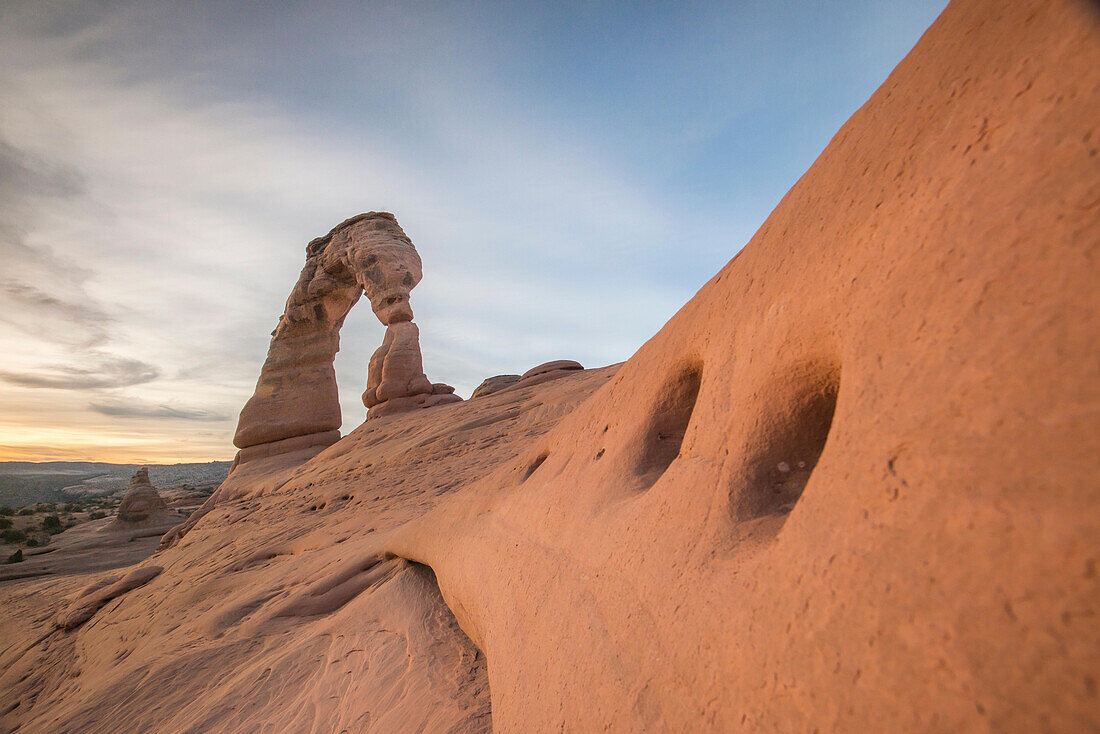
[0,0,948,463]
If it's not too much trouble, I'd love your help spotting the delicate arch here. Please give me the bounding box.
[233,213,454,456]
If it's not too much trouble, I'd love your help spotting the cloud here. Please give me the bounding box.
[0,135,114,348]
[0,137,84,201]
[0,355,158,389]
[88,398,227,421]
[0,135,87,265]
[0,278,112,347]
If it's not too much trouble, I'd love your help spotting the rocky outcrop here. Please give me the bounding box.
[55,566,163,631]
[469,362,584,400]
[359,238,461,419]
[470,374,521,399]
[512,359,584,389]
[520,360,583,380]
[363,322,431,407]
[110,468,170,526]
[361,321,459,417]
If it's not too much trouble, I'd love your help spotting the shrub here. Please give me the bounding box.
[17,508,33,516]
[26,537,39,547]
[42,514,62,532]
[0,518,11,530]
[0,528,25,543]
[0,506,12,516]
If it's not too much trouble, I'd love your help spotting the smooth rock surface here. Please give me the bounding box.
[365,392,464,420]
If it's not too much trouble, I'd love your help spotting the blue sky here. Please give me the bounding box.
[0,0,947,461]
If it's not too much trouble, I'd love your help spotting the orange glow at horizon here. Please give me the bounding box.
[0,427,233,464]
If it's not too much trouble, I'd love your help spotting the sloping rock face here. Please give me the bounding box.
[110,468,169,526]
[1,1,1097,732]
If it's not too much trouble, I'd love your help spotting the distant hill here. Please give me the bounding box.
[0,461,231,508]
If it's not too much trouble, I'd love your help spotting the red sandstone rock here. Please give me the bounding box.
[363,321,433,408]
[470,374,521,398]
[55,566,163,631]
[366,391,464,419]
[233,212,456,453]
[2,2,1097,732]
[108,468,175,529]
[233,430,342,467]
[233,213,415,449]
[519,360,583,380]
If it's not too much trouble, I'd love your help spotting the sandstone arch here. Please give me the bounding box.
[233,212,457,458]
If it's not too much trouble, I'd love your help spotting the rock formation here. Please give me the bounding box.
[469,362,584,400]
[520,360,582,380]
[233,212,459,462]
[2,1,1098,732]
[109,468,170,526]
[514,359,584,389]
[362,322,461,419]
[470,374,521,398]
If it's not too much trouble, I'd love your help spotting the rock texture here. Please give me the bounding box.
[359,252,460,418]
[513,359,585,390]
[54,566,163,631]
[2,1,1098,732]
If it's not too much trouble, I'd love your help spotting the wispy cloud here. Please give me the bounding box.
[0,136,84,204]
[0,355,158,390]
[0,278,112,347]
[88,398,227,421]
